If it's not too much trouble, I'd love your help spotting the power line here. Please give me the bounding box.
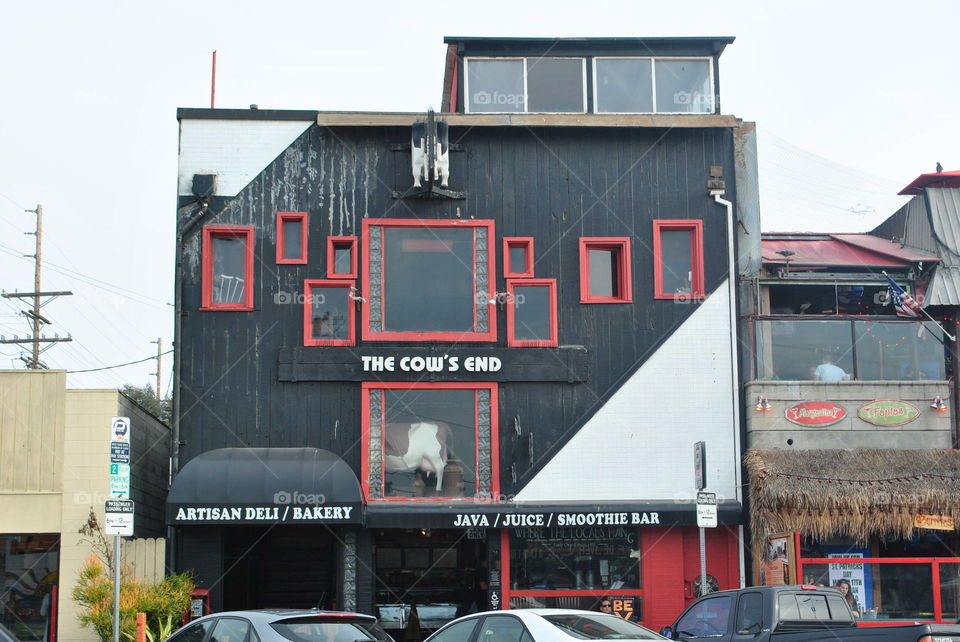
[68,349,173,374]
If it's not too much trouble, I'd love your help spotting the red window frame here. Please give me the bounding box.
[652,220,704,300]
[275,211,308,264]
[578,237,632,303]
[360,381,500,502]
[327,236,358,278]
[503,237,534,278]
[201,225,255,311]
[302,279,356,346]
[506,278,558,347]
[361,218,497,342]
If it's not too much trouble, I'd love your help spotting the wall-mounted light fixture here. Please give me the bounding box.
[754,395,772,412]
[931,396,948,413]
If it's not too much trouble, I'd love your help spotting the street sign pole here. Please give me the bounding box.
[113,535,120,642]
[108,417,132,642]
[699,525,707,596]
[694,442,709,596]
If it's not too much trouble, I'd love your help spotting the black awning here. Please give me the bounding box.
[364,500,743,529]
[167,447,362,525]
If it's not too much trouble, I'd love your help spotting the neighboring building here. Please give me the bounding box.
[0,370,170,642]
[742,173,960,623]
[169,36,759,632]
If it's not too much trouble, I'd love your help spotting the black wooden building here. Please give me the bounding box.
[168,37,757,631]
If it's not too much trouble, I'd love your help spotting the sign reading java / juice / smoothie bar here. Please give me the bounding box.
[857,400,920,426]
[784,401,846,427]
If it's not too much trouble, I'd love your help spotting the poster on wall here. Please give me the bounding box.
[756,533,797,586]
[825,548,873,614]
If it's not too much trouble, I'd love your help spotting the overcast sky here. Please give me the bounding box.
[1,0,957,391]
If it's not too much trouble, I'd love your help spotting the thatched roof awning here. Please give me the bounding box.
[746,449,960,548]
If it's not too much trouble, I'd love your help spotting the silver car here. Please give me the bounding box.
[165,610,393,642]
[424,609,668,642]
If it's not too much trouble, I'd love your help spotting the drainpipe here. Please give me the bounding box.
[169,201,209,571]
[711,188,745,588]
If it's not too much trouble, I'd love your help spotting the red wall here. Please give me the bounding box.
[642,526,741,630]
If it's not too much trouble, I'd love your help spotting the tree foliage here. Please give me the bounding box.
[120,383,171,424]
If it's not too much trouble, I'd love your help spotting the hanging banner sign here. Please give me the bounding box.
[857,400,920,426]
[784,401,846,427]
[914,513,955,531]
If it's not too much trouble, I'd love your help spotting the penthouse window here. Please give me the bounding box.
[465,58,586,113]
[361,219,496,342]
[595,58,713,114]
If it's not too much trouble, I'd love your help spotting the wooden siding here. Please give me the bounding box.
[177,123,737,494]
[121,538,166,583]
[0,370,65,492]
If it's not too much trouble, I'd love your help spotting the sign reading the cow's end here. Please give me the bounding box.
[362,355,501,373]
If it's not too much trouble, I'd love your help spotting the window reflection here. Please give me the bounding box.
[755,319,945,381]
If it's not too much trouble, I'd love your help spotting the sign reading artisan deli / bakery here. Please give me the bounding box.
[785,401,846,427]
[858,400,920,426]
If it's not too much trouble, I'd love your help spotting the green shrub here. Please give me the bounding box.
[73,556,194,642]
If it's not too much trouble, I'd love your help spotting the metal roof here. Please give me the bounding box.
[761,234,935,268]
[899,170,960,195]
[924,187,960,305]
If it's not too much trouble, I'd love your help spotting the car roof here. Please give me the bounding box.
[194,610,376,624]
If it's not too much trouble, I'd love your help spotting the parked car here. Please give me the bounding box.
[424,609,668,642]
[0,623,20,642]
[660,585,960,641]
[164,610,394,642]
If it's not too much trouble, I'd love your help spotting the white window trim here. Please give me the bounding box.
[464,56,588,115]
[592,56,715,115]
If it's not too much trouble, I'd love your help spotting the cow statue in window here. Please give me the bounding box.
[384,422,451,491]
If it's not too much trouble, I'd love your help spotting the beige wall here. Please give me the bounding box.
[59,389,124,642]
[746,380,953,449]
[1,371,170,642]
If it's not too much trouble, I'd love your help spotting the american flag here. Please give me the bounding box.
[885,274,922,318]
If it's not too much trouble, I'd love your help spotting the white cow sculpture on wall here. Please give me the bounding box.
[385,421,451,491]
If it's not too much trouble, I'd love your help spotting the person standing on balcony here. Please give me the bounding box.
[813,354,850,382]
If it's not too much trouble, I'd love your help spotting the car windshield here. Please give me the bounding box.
[272,618,387,642]
[542,615,662,640]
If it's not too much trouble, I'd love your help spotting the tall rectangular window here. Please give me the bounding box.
[503,237,534,278]
[361,382,499,501]
[276,212,307,264]
[303,279,355,346]
[653,220,704,300]
[327,236,357,278]
[507,279,557,347]
[201,226,255,310]
[362,219,496,342]
[579,238,632,303]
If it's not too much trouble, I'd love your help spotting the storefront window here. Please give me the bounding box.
[801,560,934,621]
[940,563,960,621]
[362,383,497,500]
[0,535,60,642]
[509,527,640,591]
[854,320,945,380]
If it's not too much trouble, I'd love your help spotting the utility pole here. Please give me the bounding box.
[0,204,73,367]
[150,338,162,399]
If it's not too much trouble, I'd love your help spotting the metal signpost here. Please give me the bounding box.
[694,442,715,595]
[107,417,132,642]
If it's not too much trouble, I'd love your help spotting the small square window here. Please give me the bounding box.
[507,279,557,347]
[276,212,307,264]
[503,237,534,278]
[653,220,704,300]
[327,236,357,279]
[201,226,255,311]
[303,279,355,346]
[579,238,632,303]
